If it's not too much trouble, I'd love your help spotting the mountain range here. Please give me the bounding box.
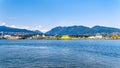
[0,25,120,35]
[0,26,43,34]
[46,25,120,35]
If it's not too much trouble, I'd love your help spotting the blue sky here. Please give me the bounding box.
[0,0,120,32]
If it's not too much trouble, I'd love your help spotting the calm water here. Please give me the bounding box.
[0,40,120,68]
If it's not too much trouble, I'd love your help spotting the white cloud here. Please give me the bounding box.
[20,26,30,29]
[32,25,49,33]
[33,25,42,30]
[0,22,7,26]
[0,22,49,32]
[9,25,16,28]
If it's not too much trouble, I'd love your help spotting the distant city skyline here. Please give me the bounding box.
[0,0,120,32]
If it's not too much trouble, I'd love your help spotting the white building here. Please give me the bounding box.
[88,33,103,39]
[4,35,12,38]
[95,33,103,39]
[88,36,95,39]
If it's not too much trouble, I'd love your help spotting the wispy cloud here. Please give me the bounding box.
[0,22,49,32]
[0,22,7,26]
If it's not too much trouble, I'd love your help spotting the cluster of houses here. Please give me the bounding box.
[0,31,120,40]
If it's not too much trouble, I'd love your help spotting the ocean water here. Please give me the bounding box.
[0,40,120,68]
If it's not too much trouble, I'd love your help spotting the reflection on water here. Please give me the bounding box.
[0,40,120,68]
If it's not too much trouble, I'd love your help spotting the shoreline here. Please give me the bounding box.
[0,38,120,40]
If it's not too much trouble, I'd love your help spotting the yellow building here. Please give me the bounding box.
[111,35,120,39]
[61,35,71,40]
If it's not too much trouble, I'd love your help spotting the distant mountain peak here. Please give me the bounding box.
[0,26,43,34]
[46,25,120,35]
[34,30,42,33]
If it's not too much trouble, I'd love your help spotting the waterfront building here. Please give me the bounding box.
[61,35,71,40]
[6,36,21,40]
[88,34,103,39]
[111,35,120,39]
[4,35,12,38]
[95,33,103,39]
[0,32,4,38]
[88,36,95,39]
[42,34,45,37]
